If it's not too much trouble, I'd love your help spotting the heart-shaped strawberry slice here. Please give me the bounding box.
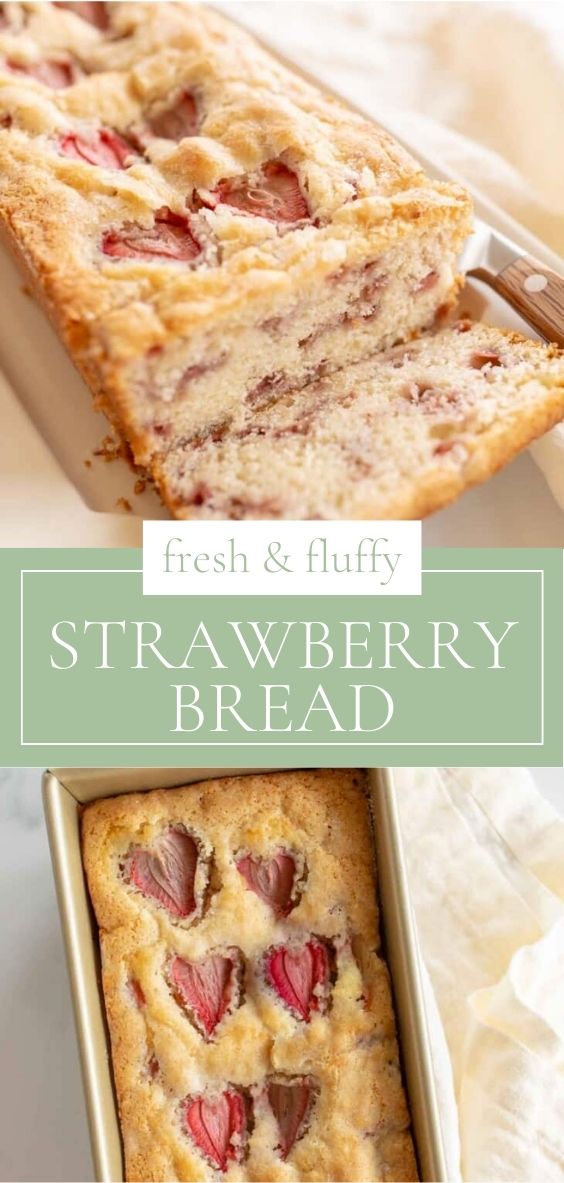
[202,161,309,225]
[102,207,202,262]
[184,1089,247,1172]
[236,851,301,918]
[58,128,135,169]
[267,1077,315,1159]
[6,57,79,88]
[127,825,203,919]
[265,939,331,1022]
[170,950,242,1039]
[55,2,110,30]
[146,90,198,141]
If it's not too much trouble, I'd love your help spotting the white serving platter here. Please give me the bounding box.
[0,76,562,545]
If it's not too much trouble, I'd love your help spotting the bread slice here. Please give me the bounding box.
[158,320,564,519]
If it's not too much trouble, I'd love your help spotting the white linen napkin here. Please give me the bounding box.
[394,768,564,1182]
[226,1,564,511]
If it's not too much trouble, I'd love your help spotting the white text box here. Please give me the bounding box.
[143,521,422,596]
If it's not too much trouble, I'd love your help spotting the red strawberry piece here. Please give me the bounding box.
[413,269,439,293]
[246,371,287,407]
[54,2,110,30]
[170,950,241,1039]
[147,1052,159,1079]
[267,1078,314,1160]
[203,161,309,225]
[102,207,202,262]
[406,383,463,416]
[146,90,198,141]
[434,439,464,458]
[127,977,146,1008]
[184,1090,247,1172]
[6,57,78,88]
[179,356,221,387]
[236,851,300,918]
[58,128,135,169]
[470,350,503,369]
[405,382,434,402]
[358,260,388,297]
[265,939,331,1021]
[127,825,201,919]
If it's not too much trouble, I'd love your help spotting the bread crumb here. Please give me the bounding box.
[94,435,129,464]
[116,497,132,513]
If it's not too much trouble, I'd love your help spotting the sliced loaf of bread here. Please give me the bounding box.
[158,320,564,519]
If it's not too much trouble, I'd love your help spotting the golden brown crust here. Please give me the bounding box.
[82,771,418,1182]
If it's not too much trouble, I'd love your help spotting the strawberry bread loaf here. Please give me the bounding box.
[82,770,417,1182]
[0,1,470,475]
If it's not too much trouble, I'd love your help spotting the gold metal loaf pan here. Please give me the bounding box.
[43,767,447,1183]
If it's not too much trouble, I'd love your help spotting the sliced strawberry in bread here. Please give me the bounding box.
[6,57,79,88]
[54,2,110,29]
[169,949,242,1039]
[265,939,332,1021]
[58,128,136,169]
[126,824,205,920]
[267,1077,315,1160]
[145,90,198,141]
[200,161,309,225]
[183,1089,247,1172]
[236,851,302,918]
[102,208,201,262]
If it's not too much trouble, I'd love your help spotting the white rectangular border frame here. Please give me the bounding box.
[20,568,545,746]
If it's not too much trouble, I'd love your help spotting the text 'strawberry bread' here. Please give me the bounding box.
[81,770,418,1183]
[0,2,471,471]
[157,321,564,520]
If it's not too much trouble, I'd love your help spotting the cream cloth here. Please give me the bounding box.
[394,768,564,1182]
[227,1,564,511]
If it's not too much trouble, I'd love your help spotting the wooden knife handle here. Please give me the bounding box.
[469,255,564,348]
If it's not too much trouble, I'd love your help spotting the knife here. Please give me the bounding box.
[459,218,564,348]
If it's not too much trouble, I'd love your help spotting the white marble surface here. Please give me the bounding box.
[0,769,93,1183]
[0,766,561,1182]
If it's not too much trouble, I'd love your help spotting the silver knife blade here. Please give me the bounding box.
[459,218,523,278]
